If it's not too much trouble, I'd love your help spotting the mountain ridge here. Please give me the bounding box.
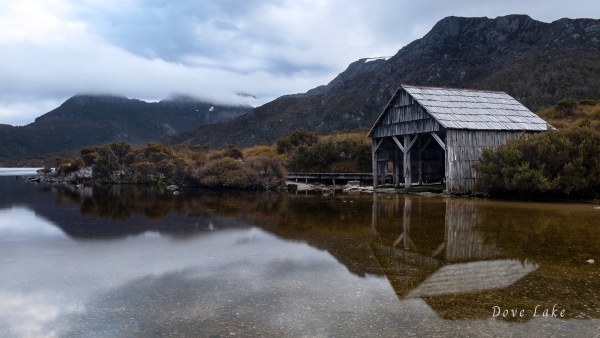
[0,94,252,162]
[162,14,600,149]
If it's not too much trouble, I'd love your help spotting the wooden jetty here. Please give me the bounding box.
[287,172,373,186]
[368,85,552,194]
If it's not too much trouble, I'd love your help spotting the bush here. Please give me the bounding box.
[276,128,319,156]
[222,144,244,159]
[286,133,371,173]
[556,98,578,110]
[80,146,101,166]
[109,141,133,161]
[55,157,84,175]
[579,99,597,106]
[93,146,119,179]
[475,127,600,198]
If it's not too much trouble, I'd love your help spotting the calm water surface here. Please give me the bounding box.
[0,171,599,337]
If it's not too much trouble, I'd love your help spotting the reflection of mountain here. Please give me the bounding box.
[2,177,599,321]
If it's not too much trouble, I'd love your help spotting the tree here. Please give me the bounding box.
[93,146,119,179]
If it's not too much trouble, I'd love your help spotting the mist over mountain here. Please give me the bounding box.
[163,14,600,149]
[0,95,251,162]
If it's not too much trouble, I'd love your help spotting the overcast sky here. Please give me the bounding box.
[1,0,599,126]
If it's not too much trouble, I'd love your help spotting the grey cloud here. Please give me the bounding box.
[1,0,600,125]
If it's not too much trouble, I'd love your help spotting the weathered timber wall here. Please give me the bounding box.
[373,90,443,138]
[446,130,540,194]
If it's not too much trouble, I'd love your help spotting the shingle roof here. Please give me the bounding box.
[368,85,551,136]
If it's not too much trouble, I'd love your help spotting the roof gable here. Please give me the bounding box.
[369,85,550,137]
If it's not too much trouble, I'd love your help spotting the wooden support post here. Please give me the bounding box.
[332,178,335,186]
[372,139,378,188]
[404,135,412,188]
[393,158,400,186]
[418,137,423,185]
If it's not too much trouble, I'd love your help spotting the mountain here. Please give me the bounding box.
[163,15,600,149]
[0,95,252,162]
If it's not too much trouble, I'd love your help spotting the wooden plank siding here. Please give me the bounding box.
[446,130,535,194]
[373,91,443,138]
[370,86,547,194]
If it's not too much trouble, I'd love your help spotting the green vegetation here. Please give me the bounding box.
[277,128,372,173]
[475,99,600,199]
[72,142,286,189]
[44,128,371,189]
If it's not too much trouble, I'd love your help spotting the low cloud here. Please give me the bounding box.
[1,0,599,125]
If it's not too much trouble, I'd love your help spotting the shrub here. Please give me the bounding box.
[276,128,319,156]
[109,141,133,161]
[579,99,597,106]
[222,144,244,159]
[287,133,371,173]
[556,98,578,110]
[475,127,600,198]
[144,142,172,163]
[132,161,157,179]
[93,146,119,179]
[80,146,101,166]
[243,144,278,158]
[195,157,244,188]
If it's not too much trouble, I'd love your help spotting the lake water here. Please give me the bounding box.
[0,171,599,337]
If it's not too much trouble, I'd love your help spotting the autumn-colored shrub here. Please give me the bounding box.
[80,146,101,166]
[276,128,319,157]
[222,144,244,159]
[243,144,278,158]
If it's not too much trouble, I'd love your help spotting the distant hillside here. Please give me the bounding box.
[0,95,251,162]
[163,14,600,149]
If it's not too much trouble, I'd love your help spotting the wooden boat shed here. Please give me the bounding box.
[368,85,551,194]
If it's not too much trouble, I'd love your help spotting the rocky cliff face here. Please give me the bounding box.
[163,15,600,149]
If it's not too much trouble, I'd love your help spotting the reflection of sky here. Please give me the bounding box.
[0,168,42,176]
[0,207,598,337]
[0,207,66,239]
